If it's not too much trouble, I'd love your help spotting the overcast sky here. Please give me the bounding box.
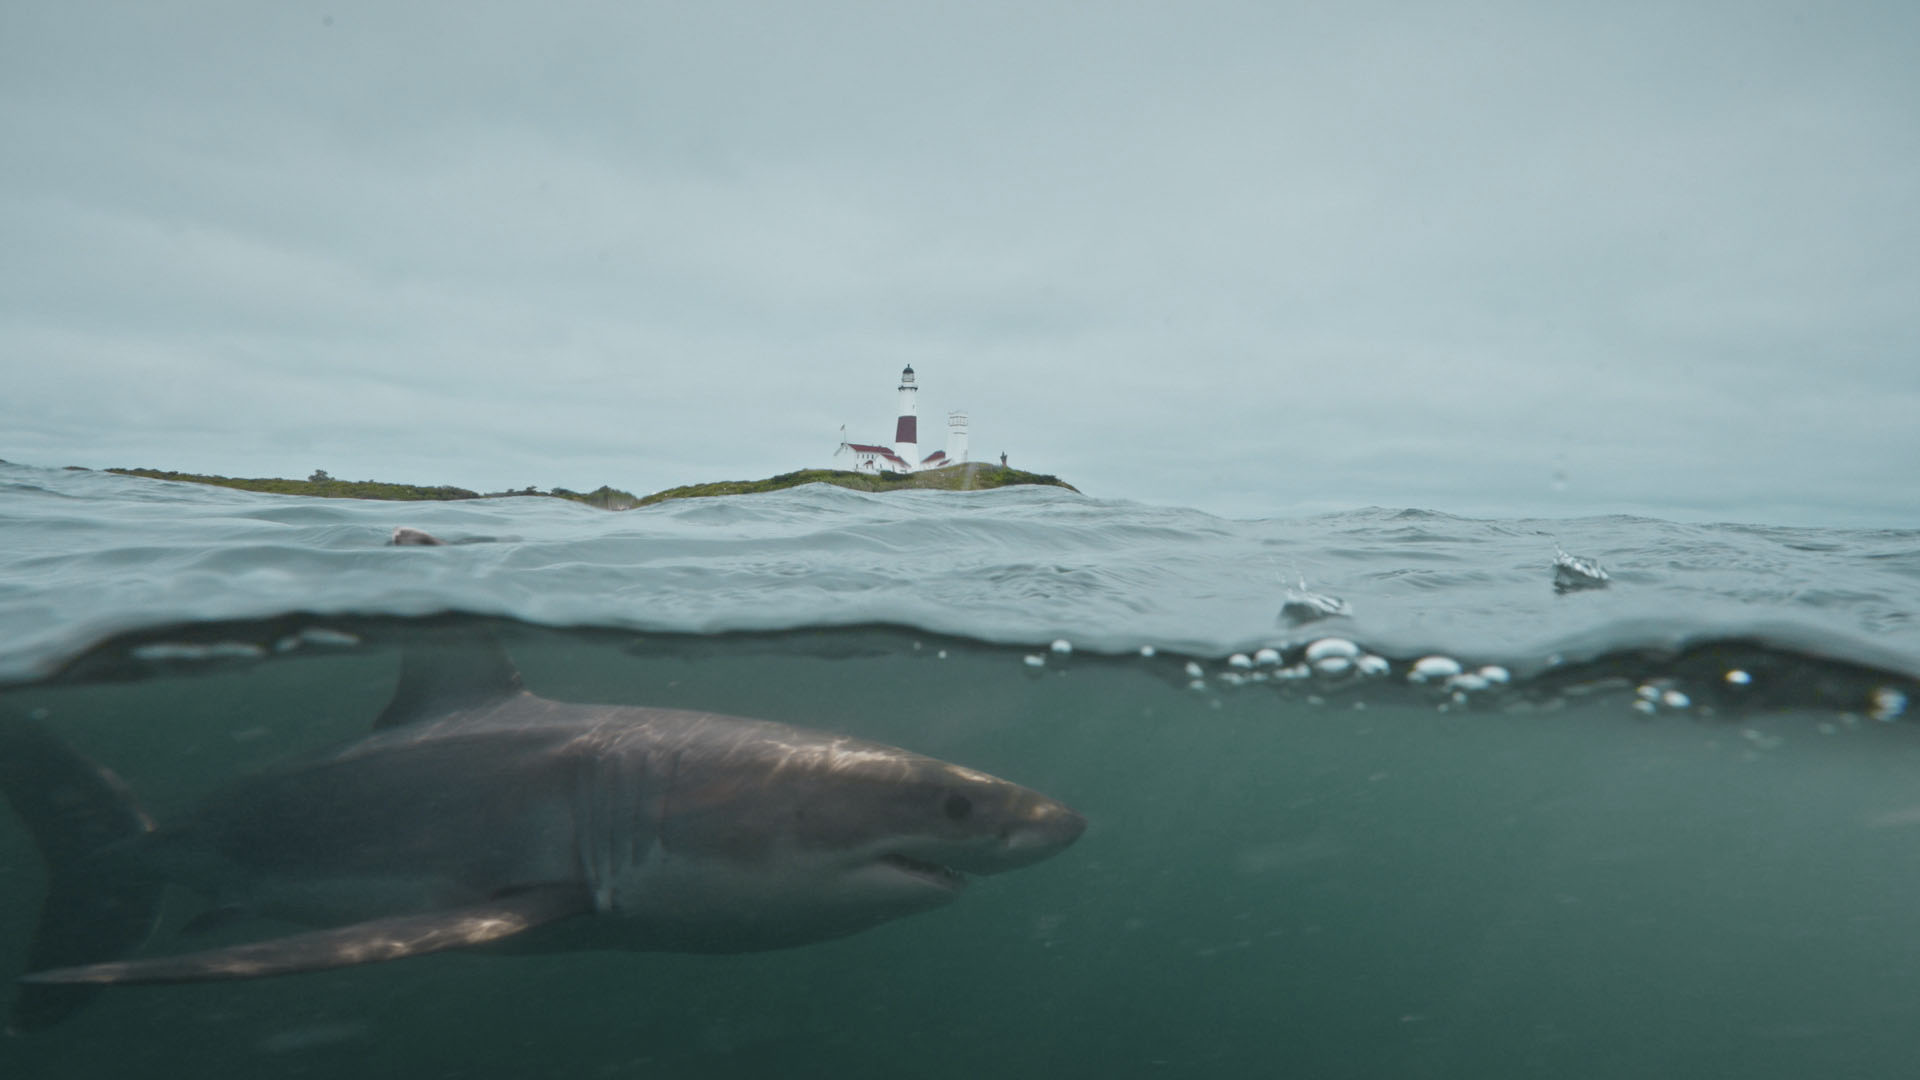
[3,1,1916,525]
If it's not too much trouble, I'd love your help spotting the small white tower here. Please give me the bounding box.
[947,410,969,465]
[893,365,919,471]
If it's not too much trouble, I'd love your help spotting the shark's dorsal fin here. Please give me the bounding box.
[19,885,591,986]
[375,626,526,730]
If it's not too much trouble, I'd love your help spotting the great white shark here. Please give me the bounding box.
[0,631,1085,1030]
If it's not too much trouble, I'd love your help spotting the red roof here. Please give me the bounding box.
[846,444,910,468]
[920,450,947,464]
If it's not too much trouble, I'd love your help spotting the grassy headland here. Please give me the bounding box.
[107,469,644,509]
[105,462,1074,511]
[632,463,1076,506]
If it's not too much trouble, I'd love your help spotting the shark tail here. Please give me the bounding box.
[0,716,165,1032]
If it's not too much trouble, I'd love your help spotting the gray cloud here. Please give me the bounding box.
[3,1,1916,523]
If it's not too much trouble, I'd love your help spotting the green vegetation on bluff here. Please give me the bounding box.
[632,463,1077,507]
[107,469,643,510]
[104,462,1074,510]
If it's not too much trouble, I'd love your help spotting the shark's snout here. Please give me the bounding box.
[1009,798,1087,857]
[967,795,1085,873]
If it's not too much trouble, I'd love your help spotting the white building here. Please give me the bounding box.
[838,365,968,473]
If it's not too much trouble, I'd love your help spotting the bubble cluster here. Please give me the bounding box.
[1631,681,1694,716]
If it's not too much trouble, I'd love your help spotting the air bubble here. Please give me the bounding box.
[1253,648,1281,666]
[1870,688,1908,722]
[1409,656,1462,683]
[1314,656,1353,676]
[1023,654,1046,668]
[1306,638,1360,662]
[1228,653,1252,669]
[1050,639,1073,655]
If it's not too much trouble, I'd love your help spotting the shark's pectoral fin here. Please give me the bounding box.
[20,885,591,987]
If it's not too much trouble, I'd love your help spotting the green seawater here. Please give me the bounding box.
[5,621,1919,1078]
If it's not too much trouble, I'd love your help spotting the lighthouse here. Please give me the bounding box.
[893,365,919,467]
[837,365,966,473]
[946,410,969,464]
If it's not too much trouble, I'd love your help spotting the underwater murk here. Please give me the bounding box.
[2,463,1919,1078]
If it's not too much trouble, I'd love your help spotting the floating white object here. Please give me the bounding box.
[1253,648,1281,666]
[1050,639,1073,655]
[1356,655,1391,677]
[1477,666,1510,684]
[1139,645,1157,658]
[1725,669,1752,686]
[1661,690,1691,709]
[1185,661,1205,679]
[1447,673,1491,693]
[1228,653,1253,669]
[1023,654,1046,668]
[1553,546,1610,593]
[1280,578,1352,625]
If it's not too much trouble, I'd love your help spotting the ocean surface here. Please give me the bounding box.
[2,460,1919,1078]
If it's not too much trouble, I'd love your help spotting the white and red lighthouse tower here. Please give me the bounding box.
[893,365,919,467]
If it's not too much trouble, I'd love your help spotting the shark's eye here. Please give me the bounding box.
[943,793,974,821]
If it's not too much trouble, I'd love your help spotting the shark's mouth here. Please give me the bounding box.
[880,854,968,892]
